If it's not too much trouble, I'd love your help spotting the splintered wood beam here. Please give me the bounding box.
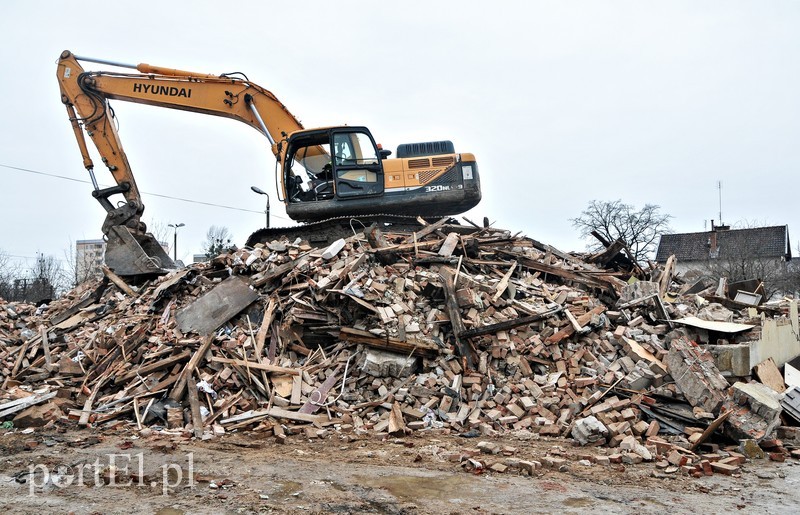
[588,238,626,267]
[439,267,473,368]
[169,334,215,401]
[117,350,191,382]
[492,261,517,302]
[499,251,618,292]
[299,367,340,414]
[250,254,310,287]
[402,216,449,244]
[459,307,564,339]
[102,265,136,296]
[338,327,440,358]
[658,255,676,298]
[255,298,276,358]
[545,306,606,344]
[187,370,204,438]
[209,357,301,375]
[220,407,338,426]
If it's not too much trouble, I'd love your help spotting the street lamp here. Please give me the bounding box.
[168,223,185,261]
[250,186,270,228]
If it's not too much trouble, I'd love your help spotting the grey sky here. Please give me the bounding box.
[1,1,799,271]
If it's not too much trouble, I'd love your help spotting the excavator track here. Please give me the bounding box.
[245,214,464,248]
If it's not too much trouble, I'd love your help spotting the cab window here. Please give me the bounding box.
[333,132,379,170]
[286,135,333,202]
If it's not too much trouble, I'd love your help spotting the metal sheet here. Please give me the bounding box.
[176,276,258,335]
[673,316,755,334]
[781,386,800,424]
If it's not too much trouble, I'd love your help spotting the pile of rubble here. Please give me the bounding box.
[1,218,799,477]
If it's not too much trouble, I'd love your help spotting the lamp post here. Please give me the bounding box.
[250,186,270,228]
[168,223,185,261]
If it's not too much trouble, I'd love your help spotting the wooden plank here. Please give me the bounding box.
[169,334,215,401]
[299,369,340,414]
[754,357,786,393]
[187,371,204,438]
[373,238,447,256]
[545,306,606,344]
[291,375,303,405]
[204,391,244,425]
[403,216,449,243]
[438,232,460,257]
[79,374,109,426]
[250,254,310,287]
[498,250,620,293]
[658,255,676,298]
[0,392,57,419]
[589,238,626,267]
[690,410,731,451]
[267,321,279,364]
[491,261,517,302]
[460,307,564,339]
[220,407,337,426]
[209,357,301,375]
[152,268,191,299]
[40,327,53,369]
[565,309,583,332]
[344,294,380,314]
[440,267,472,367]
[255,298,276,358]
[102,265,136,296]
[117,350,191,382]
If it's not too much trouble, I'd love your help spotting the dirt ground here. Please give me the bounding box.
[0,427,798,514]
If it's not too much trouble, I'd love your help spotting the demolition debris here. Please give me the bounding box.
[2,218,799,478]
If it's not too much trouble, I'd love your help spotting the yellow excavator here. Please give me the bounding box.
[56,50,481,277]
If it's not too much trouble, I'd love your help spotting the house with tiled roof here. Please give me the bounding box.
[655,223,792,281]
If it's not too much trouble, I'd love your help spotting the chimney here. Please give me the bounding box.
[708,221,718,257]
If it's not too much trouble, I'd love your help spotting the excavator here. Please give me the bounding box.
[56,50,481,277]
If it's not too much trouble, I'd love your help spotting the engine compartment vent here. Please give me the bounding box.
[408,158,431,169]
[397,140,455,158]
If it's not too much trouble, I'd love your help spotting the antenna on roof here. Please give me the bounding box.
[717,180,723,226]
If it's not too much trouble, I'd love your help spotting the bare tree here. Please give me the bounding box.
[31,253,68,298]
[203,225,236,258]
[571,200,673,263]
[702,255,793,301]
[0,249,22,300]
[144,219,171,248]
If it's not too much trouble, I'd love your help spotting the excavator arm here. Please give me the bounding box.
[56,50,310,276]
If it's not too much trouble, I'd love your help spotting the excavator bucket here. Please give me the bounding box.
[104,226,175,277]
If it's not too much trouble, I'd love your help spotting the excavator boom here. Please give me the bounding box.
[57,50,309,276]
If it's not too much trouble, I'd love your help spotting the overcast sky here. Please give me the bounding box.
[1,1,799,273]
